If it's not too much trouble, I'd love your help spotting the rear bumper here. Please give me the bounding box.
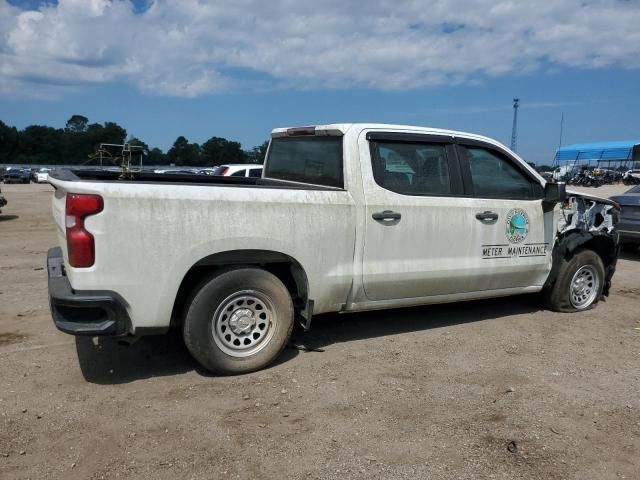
[47,247,131,336]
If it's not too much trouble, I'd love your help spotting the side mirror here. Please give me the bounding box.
[543,181,566,209]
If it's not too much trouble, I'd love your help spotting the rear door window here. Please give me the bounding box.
[264,137,343,188]
[369,141,452,195]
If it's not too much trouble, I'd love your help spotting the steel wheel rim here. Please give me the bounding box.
[212,290,277,358]
[569,265,599,309]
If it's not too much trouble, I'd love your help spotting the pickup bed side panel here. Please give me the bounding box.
[50,180,356,330]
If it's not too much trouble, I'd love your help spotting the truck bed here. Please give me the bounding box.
[51,168,340,191]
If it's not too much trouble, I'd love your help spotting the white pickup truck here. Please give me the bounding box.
[47,124,620,374]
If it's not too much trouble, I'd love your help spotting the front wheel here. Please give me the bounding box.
[543,249,605,312]
[183,268,294,375]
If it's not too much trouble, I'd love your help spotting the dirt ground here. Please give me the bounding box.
[1,183,639,480]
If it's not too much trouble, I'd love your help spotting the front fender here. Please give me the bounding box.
[546,193,620,296]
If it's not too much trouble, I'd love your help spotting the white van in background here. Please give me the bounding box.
[36,168,52,183]
[213,164,263,177]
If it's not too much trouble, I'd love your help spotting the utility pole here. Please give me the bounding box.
[510,98,519,152]
[558,112,564,149]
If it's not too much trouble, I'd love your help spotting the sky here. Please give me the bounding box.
[1,0,639,165]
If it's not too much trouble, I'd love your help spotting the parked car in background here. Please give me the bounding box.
[212,164,263,177]
[36,168,52,183]
[153,169,198,175]
[540,171,554,182]
[623,170,640,185]
[21,169,31,183]
[3,168,29,184]
[610,185,640,251]
[553,162,578,182]
[0,186,7,213]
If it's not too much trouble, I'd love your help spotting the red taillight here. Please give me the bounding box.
[65,194,103,268]
[220,167,229,176]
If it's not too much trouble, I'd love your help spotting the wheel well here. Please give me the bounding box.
[170,250,309,327]
[546,230,618,295]
[579,235,617,269]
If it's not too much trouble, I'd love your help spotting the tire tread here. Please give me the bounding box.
[543,249,605,313]
[182,268,294,375]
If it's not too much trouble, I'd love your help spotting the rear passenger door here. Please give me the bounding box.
[361,132,478,301]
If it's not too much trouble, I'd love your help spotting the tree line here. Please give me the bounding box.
[0,115,268,167]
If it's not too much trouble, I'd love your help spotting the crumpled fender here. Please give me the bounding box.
[545,192,620,297]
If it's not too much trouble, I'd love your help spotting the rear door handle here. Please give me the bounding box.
[372,210,402,221]
[475,211,499,221]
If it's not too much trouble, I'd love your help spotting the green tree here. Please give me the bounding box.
[0,118,250,168]
[200,136,246,166]
[0,120,20,164]
[247,140,269,164]
[167,136,200,166]
[99,122,127,145]
[147,147,166,165]
[65,114,89,133]
[18,125,64,165]
[63,120,127,165]
[127,137,150,155]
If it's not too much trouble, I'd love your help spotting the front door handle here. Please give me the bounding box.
[372,210,402,221]
[475,211,499,221]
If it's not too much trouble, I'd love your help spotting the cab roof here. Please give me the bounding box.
[271,123,540,182]
[271,123,509,150]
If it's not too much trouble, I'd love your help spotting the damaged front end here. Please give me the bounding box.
[547,192,620,296]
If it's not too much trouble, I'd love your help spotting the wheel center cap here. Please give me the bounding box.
[229,308,255,335]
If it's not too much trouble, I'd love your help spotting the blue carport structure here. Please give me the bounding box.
[554,140,640,174]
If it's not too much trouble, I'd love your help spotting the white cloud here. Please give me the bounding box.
[0,0,639,97]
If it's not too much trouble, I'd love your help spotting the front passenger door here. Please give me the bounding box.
[455,142,553,290]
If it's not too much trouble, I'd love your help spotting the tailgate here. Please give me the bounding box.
[50,178,68,260]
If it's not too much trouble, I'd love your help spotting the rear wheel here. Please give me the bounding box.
[183,268,294,375]
[543,249,605,312]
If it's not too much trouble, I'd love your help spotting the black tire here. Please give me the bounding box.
[183,268,294,375]
[543,249,605,312]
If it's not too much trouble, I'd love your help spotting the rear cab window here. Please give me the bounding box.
[264,136,343,188]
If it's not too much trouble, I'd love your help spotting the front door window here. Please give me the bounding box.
[463,146,539,199]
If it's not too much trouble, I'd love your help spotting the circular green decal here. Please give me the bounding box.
[505,208,529,244]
